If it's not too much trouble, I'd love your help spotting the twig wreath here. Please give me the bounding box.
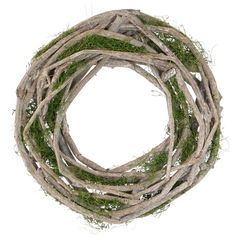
[15,9,222,226]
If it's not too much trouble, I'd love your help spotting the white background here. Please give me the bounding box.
[0,0,236,235]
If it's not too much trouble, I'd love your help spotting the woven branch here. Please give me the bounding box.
[15,9,222,225]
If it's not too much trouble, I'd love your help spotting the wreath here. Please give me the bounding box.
[15,9,221,226]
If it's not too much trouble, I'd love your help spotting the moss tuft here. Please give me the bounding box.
[33,27,76,59]
[138,14,170,27]
[166,78,190,142]
[180,132,198,163]
[156,32,198,71]
[69,166,140,186]
[25,99,60,175]
[45,92,64,133]
[57,35,146,61]
[29,118,60,175]
[53,60,86,90]
[208,126,221,163]
[74,190,126,213]
[141,152,168,173]
[46,60,87,132]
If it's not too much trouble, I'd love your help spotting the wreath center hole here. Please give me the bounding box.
[66,67,168,169]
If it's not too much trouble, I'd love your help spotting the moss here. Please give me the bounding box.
[29,118,60,175]
[45,92,64,133]
[139,13,202,71]
[74,190,126,213]
[46,60,87,132]
[165,78,198,162]
[33,27,76,59]
[69,166,139,186]
[180,132,198,163]
[156,32,198,71]
[164,78,198,164]
[141,152,168,173]
[138,14,170,27]
[57,35,146,61]
[53,60,86,90]
[208,126,221,163]
[25,99,60,174]
[166,78,190,142]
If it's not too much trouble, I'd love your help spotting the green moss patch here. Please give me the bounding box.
[139,12,201,71]
[180,132,198,163]
[45,92,64,133]
[26,99,60,175]
[166,78,190,142]
[53,60,86,90]
[156,33,198,71]
[165,78,198,163]
[33,27,76,59]
[29,118,60,175]
[69,166,140,186]
[138,14,170,27]
[140,152,168,173]
[74,190,126,213]
[208,126,221,163]
[57,35,147,61]
[46,60,87,132]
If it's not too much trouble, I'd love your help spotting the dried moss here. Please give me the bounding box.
[165,78,198,163]
[165,78,190,142]
[33,27,76,59]
[69,166,140,186]
[29,118,60,175]
[180,132,198,163]
[140,152,168,173]
[57,34,147,61]
[156,32,199,71]
[25,99,60,175]
[46,60,87,132]
[45,92,64,133]
[138,14,170,27]
[74,190,126,213]
[208,126,221,163]
[53,60,86,90]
